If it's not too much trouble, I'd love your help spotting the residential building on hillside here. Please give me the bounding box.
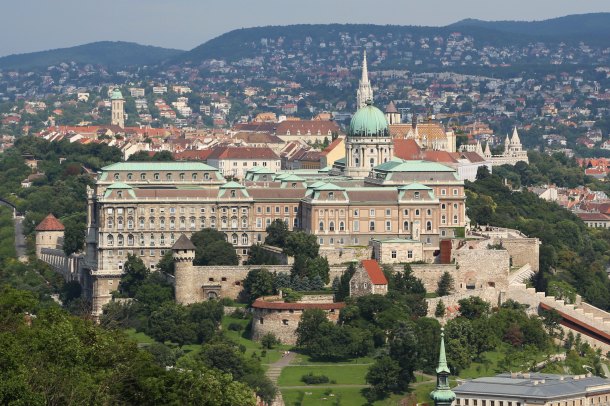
[206,146,281,179]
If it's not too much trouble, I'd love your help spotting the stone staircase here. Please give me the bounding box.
[266,365,283,384]
[508,264,535,286]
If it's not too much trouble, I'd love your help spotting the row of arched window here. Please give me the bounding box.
[114,172,212,181]
[105,233,250,247]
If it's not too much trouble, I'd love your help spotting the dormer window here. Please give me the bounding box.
[204,173,209,180]
[231,190,236,198]
[127,173,133,180]
[114,173,120,180]
[166,173,172,181]
[414,192,420,199]
[192,173,197,180]
[179,173,185,180]
[140,173,146,180]
[117,191,123,198]
[328,192,334,200]
[154,173,160,180]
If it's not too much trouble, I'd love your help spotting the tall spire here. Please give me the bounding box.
[430,328,455,406]
[361,50,369,83]
[356,49,374,110]
[511,126,521,145]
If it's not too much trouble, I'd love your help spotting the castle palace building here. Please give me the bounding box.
[80,101,466,315]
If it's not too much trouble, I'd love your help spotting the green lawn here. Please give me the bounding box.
[291,352,374,366]
[278,365,369,386]
[281,387,421,406]
[124,328,155,344]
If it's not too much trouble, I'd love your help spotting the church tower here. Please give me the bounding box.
[356,50,373,110]
[430,328,456,406]
[111,88,125,128]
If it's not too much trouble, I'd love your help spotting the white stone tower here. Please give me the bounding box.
[111,88,125,128]
[356,50,373,110]
[172,234,196,305]
[385,101,401,125]
[35,213,65,257]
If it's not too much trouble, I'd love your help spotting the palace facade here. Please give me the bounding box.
[78,100,466,314]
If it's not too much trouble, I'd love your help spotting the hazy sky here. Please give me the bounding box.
[2,0,610,57]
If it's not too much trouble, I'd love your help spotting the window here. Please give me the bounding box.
[282,319,289,326]
[453,215,458,224]
[266,207,271,214]
[166,173,172,181]
[353,220,359,231]
[328,192,335,200]
[403,209,409,215]
[415,209,420,216]
[117,234,124,246]
[426,221,432,231]
[241,233,248,245]
[242,217,248,228]
[453,189,458,196]
[190,217,196,229]
[151,234,156,246]
[140,173,146,180]
[114,173,119,181]
[354,209,359,217]
[369,221,375,231]
[339,221,345,231]
[192,173,197,180]
[441,203,446,210]
[107,218,113,228]
[256,218,262,228]
[127,234,134,246]
[319,237,324,245]
[403,221,409,231]
[369,209,376,217]
[179,173,185,180]
[127,218,134,229]
[329,221,335,232]
[232,234,238,245]
[139,217,145,228]
[427,209,432,216]
[391,250,397,259]
[117,216,124,229]
[169,218,175,229]
[385,221,391,231]
[319,221,324,231]
[386,209,391,216]
[408,250,413,259]
[414,192,420,199]
[107,235,114,246]
[127,173,133,180]
[275,206,280,214]
[441,188,446,195]
[154,173,159,180]
[231,190,236,198]
[441,215,446,224]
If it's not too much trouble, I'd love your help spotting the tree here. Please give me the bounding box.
[304,256,330,284]
[157,251,175,275]
[436,271,455,297]
[296,309,330,349]
[366,355,402,399]
[261,333,281,349]
[246,244,280,265]
[242,268,275,303]
[334,263,357,301]
[435,300,446,318]
[191,229,239,266]
[147,302,197,346]
[388,321,419,388]
[284,231,319,259]
[458,296,490,320]
[62,219,85,256]
[118,254,150,297]
[264,219,289,248]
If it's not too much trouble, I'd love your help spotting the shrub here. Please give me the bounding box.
[231,308,248,319]
[301,372,330,385]
[261,332,281,349]
[228,322,243,332]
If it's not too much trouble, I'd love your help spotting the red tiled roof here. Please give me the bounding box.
[577,212,610,221]
[321,137,344,155]
[35,214,64,231]
[174,149,213,161]
[393,139,422,160]
[423,150,459,163]
[251,299,345,310]
[275,120,341,136]
[361,259,388,285]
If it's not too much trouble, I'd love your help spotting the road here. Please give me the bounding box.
[0,199,27,261]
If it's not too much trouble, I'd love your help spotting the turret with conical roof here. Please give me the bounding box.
[484,142,492,158]
[510,127,521,146]
[35,214,65,257]
[172,234,197,305]
[385,101,401,125]
[430,328,455,406]
[356,50,373,110]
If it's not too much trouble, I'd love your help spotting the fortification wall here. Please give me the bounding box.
[499,238,540,272]
[251,307,340,345]
[453,249,510,290]
[320,246,372,265]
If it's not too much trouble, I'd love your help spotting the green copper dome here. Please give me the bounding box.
[348,100,389,138]
[111,88,124,100]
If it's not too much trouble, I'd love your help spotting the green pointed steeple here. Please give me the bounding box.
[430,328,456,406]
